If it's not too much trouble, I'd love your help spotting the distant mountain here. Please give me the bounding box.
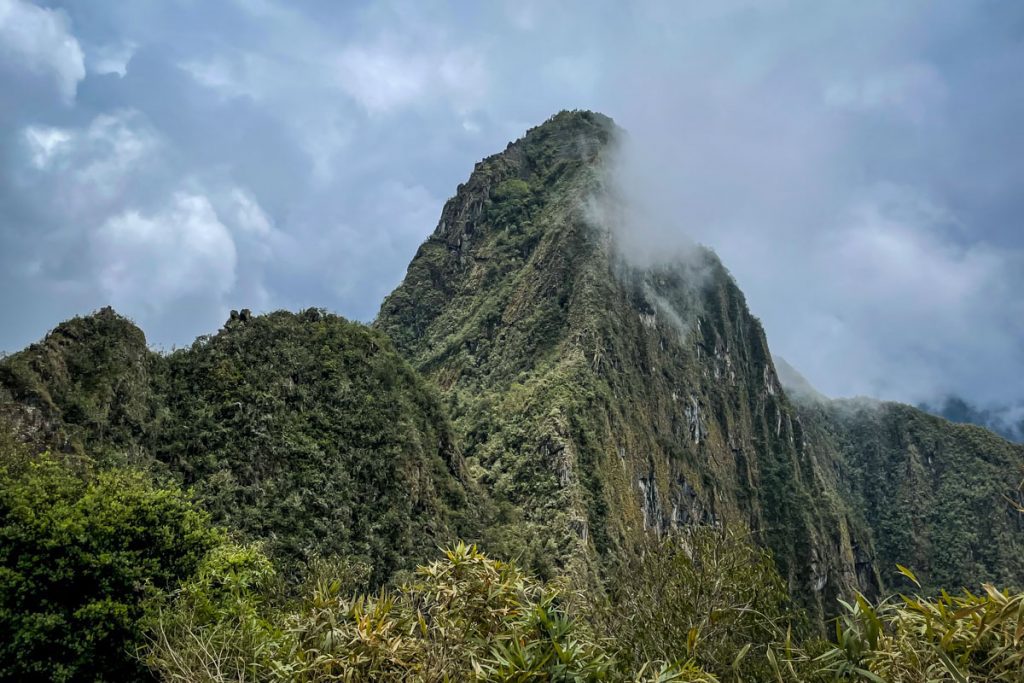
[919,395,1024,444]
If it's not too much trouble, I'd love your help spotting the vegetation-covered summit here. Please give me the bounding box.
[0,307,475,580]
[377,109,1024,619]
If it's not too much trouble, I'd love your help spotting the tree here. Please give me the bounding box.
[0,451,222,682]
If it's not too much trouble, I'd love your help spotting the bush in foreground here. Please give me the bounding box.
[145,542,711,682]
[0,451,223,681]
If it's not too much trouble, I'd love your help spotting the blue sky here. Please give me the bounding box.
[1,0,1022,411]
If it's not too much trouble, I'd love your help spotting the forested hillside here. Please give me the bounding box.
[1,111,1022,681]
[0,307,475,579]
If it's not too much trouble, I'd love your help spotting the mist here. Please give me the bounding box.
[603,2,1024,409]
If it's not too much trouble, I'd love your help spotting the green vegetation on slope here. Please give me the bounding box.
[0,308,475,583]
[151,310,474,581]
[0,443,224,681]
[375,110,885,622]
[795,398,1024,594]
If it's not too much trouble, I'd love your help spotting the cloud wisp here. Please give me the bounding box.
[604,1,1024,406]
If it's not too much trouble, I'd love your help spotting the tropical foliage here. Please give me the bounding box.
[0,449,223,681]
[817,566,1024,682]
[596,528,814,681]
[145,542,702,682]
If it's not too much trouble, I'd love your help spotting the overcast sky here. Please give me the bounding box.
[1,0,1022,410]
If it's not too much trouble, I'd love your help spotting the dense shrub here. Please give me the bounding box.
[0,451,223,682]
[595,527,822,682]
[145,542,708,682]
[817,566,1024,682]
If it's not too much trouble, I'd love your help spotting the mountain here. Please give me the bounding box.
[377,110,1024,618]
[377,111,871,616]
[1,109,1022,642]
[920,395,1024,444]
[0,307,475,581]
[774,361,1024,591]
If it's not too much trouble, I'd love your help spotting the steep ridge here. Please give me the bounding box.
[0,308,475,581]
[795,396,1024,593]
[377,110,1024,618]
[775,361,1024,592]
[376,111,867,615]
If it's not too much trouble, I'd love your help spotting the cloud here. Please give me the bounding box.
[228,187,273,236]
[23,125,72,168]
[91,193,237,311]
[178,52,271,101]
[603,1,1024,405]
[824,63,948,123]
[0,0,85,103]
[17,110,161,217]
[6,104,277,345]
[798,185,1024,402]
[88,41,136,77]
[335,40,487,114]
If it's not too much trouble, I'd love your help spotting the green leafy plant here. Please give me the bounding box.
[594,526,823,682]
[816,565,1024,681]
[145,542,717,682]
[0,451,223,682]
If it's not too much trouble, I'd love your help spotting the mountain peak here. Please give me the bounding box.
[377,113,1024,619]
[520,109,617,148]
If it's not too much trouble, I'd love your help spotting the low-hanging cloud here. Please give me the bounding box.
[0,0,84,103]
[605,1,1024,407]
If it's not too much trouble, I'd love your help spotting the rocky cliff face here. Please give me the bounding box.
[377,110,1023,618]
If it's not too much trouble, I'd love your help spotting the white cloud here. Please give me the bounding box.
[179,54,266,100]
[757,186,1024,403]
[229,188,273,235]
[92,193,237,311]
[0,0,85,103]
[829,192,999,311]
[89,41,136,77]
[335,40,486,114]
[19,110,161,215]
[23,125,71,168]
[824,63,948,122]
